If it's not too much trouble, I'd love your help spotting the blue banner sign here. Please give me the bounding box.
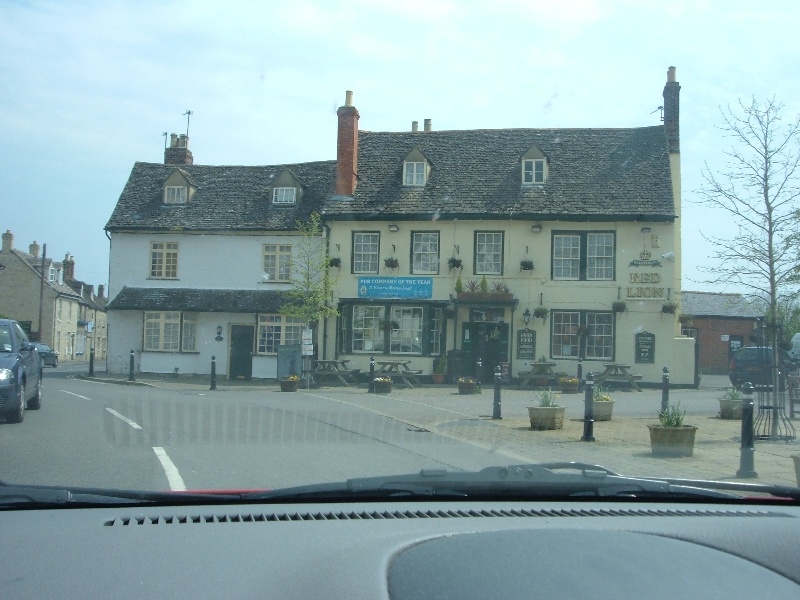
[358,277,433,299]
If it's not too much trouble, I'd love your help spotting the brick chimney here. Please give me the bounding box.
[97,284,105,299]
[63,253,75,280]
[2,230,13,252]
[29,241,40,258]
[663,66,680,154]
[335,90,360,196]
[164,133,194,165]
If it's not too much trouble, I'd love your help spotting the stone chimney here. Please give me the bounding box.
[97,284,105,299]
[164,133,194,165]
[335,90,360,196]
[424,118,432,132]
[411,120,419,132]
[663,66,680,154]
[63,253,75,280]
[29,241,40,258]
[2,230,13,252]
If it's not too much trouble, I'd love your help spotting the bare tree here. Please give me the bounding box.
[698,97,800,383]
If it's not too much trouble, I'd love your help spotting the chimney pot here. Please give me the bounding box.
[424,118,432,132]
[411,121,419,132]
[667,66,676,82]
[170,133,178,147]
[98,284,105,299]
[345,90,353,107]
[335,90,360,196]
[29,241,40,258]
[2,230,13,252]
[165,132,194,165]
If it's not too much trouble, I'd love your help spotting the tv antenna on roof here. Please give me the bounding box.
[651,106,664,122]
[183,110,193,136]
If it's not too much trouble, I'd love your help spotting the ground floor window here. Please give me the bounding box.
[143,311,197,352]
[340,302,445,356]
[257,314,305,354]
[551,310,613,360]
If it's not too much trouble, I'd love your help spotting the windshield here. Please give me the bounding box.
[1,1,799,501]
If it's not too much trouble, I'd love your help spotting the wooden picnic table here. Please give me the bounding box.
[518,362,556,388]
[593,363,643,392]
[311,359,360,387]
[376,360,422,389]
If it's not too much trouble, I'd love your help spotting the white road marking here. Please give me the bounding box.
[60,390,93,400]
[152,447,187,491]
[105,408,142,430]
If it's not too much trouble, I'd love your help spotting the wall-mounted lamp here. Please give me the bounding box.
[640,226,652,233]
[388,223,399,232]
[522,308,531,326]
[215,325,223,342]
[531,224,543,233]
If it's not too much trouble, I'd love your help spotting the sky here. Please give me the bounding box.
[1,0,799,295]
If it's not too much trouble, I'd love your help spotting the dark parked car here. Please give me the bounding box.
[0,319,43,423]
[729,346,796,389]
[32,343,58,367]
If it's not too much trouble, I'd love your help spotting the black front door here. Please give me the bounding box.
[461,322,509,382]
[229,325,254,380]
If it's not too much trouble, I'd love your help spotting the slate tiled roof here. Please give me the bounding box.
[680,291,762,318]
[10,250,82,300]
[105,161,337,232]
[324,126,676,221]
[106,287,288,313]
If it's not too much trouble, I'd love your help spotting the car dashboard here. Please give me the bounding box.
[2,499,800,599]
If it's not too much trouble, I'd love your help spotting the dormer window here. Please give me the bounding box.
[522,159,546,184]
[272,187,297,205]
[164,186,187,204]
[404,162,426,186]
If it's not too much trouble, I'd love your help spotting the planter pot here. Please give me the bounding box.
[793,455,800,488]
[373,381,393,394]
[432,373,445,384]
[527,406,565,430]
[458,382,477,395]
[648,425,698,457]
[280,380,299,392]
[535,377,550,387]
[560,385,579,394]
[592,400,614,421]
[719,398,742,420]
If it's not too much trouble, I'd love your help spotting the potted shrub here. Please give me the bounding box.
[519,259,534,271]
[457,376,479,395]
[559,376,580,394]
[648,402,697,457]
[592,385,614,421]
[447,257,462,270]
[384,257,399,269]
[718,386,743,419]
[373,376,393,394]
[432,355,448,384]
[611,300,626,314]
[527,388,565,430]
[280,374,300,392]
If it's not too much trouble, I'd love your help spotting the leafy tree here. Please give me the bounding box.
[280,212,338,328]
[697,97,800,377]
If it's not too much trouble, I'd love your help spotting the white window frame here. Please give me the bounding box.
[164,186,187,204]
[143,311,182,352]
[553,234,581,280]
[551,310,614,360]
[403,161,426,186]
[389,306,423,355]
[352,305,384,353]
[475,231,504,275]
[411,231,439,274]
[522,159,546,184]
[256,314,304,355]
[352,232,380,274]
[586,233,615,280]
[263,244,292,282]
[150,241,179,279]
[272,187,296,205]
[552,232,615,281]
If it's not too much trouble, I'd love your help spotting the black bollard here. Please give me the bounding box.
[128,349,135,382]
[492,364,502,420]
[210,355,217,390]
[577,357,583,392]
[581,372,595,441]
[737,382,758,478]
[661,366,670,412]
[89,346,95,377]
[368,356,375,393]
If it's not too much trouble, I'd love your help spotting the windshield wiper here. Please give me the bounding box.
[0,481,241,508]
[243,462,800,503]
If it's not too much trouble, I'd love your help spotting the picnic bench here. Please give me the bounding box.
[311,359,360,387]
[376,360,422,389]
[518,361,556,388]
[593,363,643,392]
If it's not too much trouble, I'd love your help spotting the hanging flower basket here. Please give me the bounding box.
[533,307,548,321]
[384,257,399,269]
[519,259,534,271]
[662,302,678,314]
[447,257,463,270]
[612,301,626,313]
[327,257,341,268]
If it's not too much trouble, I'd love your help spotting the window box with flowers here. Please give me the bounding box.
[457,376,480,395]
[373,376,393,394]
[280,374,300,392]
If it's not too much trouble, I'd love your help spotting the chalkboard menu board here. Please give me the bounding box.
[635,332,655,364]
[517,329,536,359]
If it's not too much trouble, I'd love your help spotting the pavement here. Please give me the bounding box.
[76,370,800,489]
